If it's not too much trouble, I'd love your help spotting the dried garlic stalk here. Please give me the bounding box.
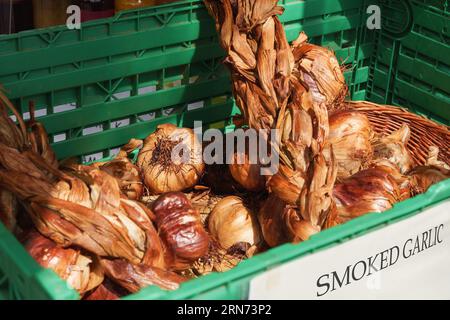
[203,0,346,241]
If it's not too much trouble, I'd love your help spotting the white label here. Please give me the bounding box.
[249,201,450,300]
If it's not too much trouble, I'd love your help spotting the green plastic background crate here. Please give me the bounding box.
[0,0,448,299]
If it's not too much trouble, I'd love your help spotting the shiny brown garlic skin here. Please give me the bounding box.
[409,166,450,195]
[331,164,409,223]
[24,231,103,295]
[152,192,210,270]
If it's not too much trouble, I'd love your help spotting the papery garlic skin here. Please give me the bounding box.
[209,196,261,250]
[0,190,17,231]
[409,146,450,194]
[373,124,414,174]
[258,194,292,247]
[229,142,266,192]
[293,32,347,110]
[25,231,104,295]
[100,158,143,201]
[326,110,374,180]
[101,259,186,292]
[137,124,205,194]
[331,163,410,224]
[409,166,449,195]
[229,155,266,192]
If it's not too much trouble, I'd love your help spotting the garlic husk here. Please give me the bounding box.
[325,110,374,180]
[331,163,410,223]
[293,32,348,110]
[25,231,104,295]
[229,151,266,192]
[426,146,450,169]
[204,0,339,231]
[372,124,414,174]
[258,194,320,247]
[267,163,305,205]
[84,278,125,300]
[100,258,186,292]
[0,190,17,231]
[100,158,143,201]
[191,241,255,276]
[137,124,205,194]
[258,194,292,247]
[409,146,450,194]
[142,189,226,226]
[208,196,261,250]
[409,166,449,195]
[284,207,321,243]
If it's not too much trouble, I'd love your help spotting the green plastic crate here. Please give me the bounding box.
[0,0,448,300]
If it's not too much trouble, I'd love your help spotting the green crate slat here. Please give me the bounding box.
[371,68,389,92]
[398,54,450,93]
[394,79,450,120]
[280,0,364,22]
[4,43,225,99]
[401,32,450,67]
[41,76,231,134]
[351,90,367,100]
[377,46,450,94]
[411,0,450,15]
[0,21,216,77]
[412,4,449,35]
[52,100,238,159]
[4,24,368,101]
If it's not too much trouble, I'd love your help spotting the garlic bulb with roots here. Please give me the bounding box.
[208,196,262,250]
[137,124,205,194]
[372,124,414,174]
[325,110,374,180]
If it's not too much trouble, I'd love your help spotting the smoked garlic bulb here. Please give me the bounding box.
[152,192,210,270]
[25,231,104,295]
[258,194,319,247]
[325,110,374,179]
[373,124,414,174]
[229,149,266,192]
[409,166,449,195]
[137,124,205,194]
[292,32,347,110]
[208,196,261,250]
[331,163,410,224]
[409,146,450,194]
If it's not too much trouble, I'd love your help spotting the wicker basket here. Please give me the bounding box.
[345,101,450,167]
